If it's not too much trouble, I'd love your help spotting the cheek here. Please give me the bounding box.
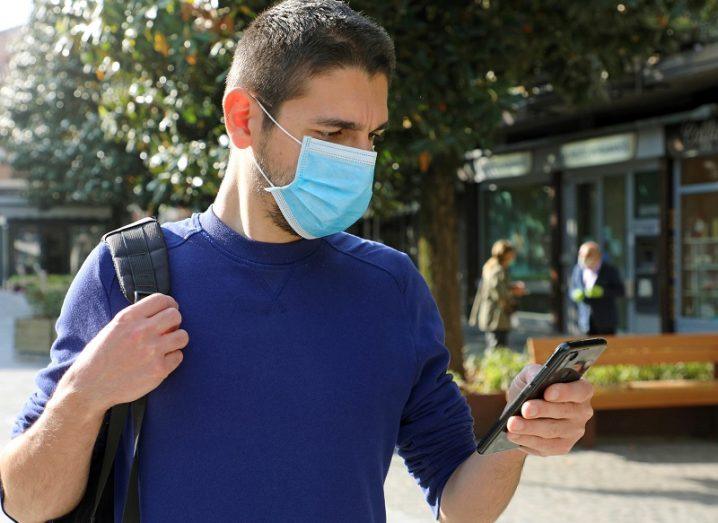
[263,141,299,185]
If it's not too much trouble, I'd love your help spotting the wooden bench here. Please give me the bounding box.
[526,333,718,446]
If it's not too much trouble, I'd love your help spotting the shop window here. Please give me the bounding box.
[634,171,660,219]
[12,225,42,276]
[681,155,718,185]
[482,184,552,313]
[69,224,105,274]
[681,191,718,319]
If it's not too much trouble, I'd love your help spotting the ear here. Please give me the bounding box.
[223,88,254,149]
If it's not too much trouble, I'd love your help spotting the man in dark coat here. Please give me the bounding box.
[569,241,626,335]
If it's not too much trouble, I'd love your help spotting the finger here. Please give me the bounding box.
[163,349,184,374]
[521,399,593,421]
[148,306,183,334]
[544,378,594,403]
[160,329,190,354]
[130,293,179,319]
[505,432,573,456]
[507,415,583,440]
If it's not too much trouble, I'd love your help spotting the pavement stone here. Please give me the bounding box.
[385,438,718,523]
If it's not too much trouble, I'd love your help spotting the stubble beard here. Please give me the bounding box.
[252,139,301,239]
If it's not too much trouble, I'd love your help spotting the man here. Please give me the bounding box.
[0,2,594,521]
[570,241,626,335]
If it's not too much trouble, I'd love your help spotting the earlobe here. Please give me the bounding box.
[223,88,253,149]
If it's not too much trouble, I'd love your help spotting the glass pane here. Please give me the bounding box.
[43,227,68,274]
[603,176,627,331]
[634,171,660,219]
[681,191,718,319]
[13,225,42,276]
[69,224,105,274]
[681,155,718,185]
[576,182,597,245]
[483,183,553,313]
[603,176,627,273]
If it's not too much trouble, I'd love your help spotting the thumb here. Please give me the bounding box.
[506,363,542,402]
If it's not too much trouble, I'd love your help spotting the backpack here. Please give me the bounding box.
[53,216,170,523]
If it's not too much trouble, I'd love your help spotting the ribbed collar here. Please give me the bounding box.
[196,203,322,264]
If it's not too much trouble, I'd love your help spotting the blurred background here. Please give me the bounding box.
[0,1,717,522]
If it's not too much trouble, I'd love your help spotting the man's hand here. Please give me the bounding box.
[61,292,189,412]
[0,293,189,523]
[570,288,585,302]
[504,364,594,456]
[585,285,604,299]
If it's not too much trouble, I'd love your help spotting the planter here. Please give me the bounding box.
[462,390,507,440]
[14,317,58,356]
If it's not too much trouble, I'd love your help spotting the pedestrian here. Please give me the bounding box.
[569,241,626,335]
[470,239,526,349]
[0,2,595,522]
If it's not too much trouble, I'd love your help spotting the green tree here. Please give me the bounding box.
[358,0,718,375]
[0,0,148,225]
[27,0,718,374]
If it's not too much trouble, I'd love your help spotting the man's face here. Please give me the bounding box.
[580,250,601,270]
[249,67,390,236]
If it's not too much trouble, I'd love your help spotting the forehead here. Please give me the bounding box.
[283,67,389,128]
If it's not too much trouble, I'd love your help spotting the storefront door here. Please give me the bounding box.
[563,169,662,334]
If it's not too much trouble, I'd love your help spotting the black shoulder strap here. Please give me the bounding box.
[102,216,171,303]
[87,216,170,523]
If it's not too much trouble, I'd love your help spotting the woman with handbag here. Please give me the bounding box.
[469,239,525,349]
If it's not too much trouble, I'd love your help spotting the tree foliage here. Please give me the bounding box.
[0,0,146,214]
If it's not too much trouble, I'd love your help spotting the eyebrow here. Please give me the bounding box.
[312,117,389,133]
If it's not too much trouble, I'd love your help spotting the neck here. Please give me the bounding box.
[213,148,299,244]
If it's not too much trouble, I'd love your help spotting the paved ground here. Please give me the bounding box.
[1,292,716,522]
[385,439,718,523]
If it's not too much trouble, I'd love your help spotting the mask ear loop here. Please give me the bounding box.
[249,93,302,146]
[248,151,276,190]
[246,93,303,191]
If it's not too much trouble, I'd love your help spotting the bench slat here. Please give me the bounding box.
[528,334,718,366]
[592,380,718,410]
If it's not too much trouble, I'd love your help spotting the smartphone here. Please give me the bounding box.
[475,337,607,454]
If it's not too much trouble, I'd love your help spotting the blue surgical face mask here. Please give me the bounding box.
[248,94,377,239]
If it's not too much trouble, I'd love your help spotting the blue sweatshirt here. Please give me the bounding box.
[1,204,477,522]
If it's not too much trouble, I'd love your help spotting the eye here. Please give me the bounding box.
[317,129,342,139]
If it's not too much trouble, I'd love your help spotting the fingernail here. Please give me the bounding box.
[511,418,524,430]
[546,388,559,401]
[524,404,536,417]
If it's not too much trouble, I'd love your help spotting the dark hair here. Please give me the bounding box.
[225,0,395,129]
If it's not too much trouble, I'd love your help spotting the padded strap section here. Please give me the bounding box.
[102,217,171,304]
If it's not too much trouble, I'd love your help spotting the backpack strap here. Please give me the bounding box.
[101,216,171,303]
[86,216,170,522]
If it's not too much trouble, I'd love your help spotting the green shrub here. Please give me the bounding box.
[7,274,74,318]
[453,347,529,394]
[585,362,713,386]
[452,346,714,395]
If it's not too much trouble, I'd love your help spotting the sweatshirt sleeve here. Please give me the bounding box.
[1,241,115,520]
[8,241,115,439]
[395,256,478,520]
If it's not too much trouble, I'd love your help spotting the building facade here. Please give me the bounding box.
[469,43,718,335]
